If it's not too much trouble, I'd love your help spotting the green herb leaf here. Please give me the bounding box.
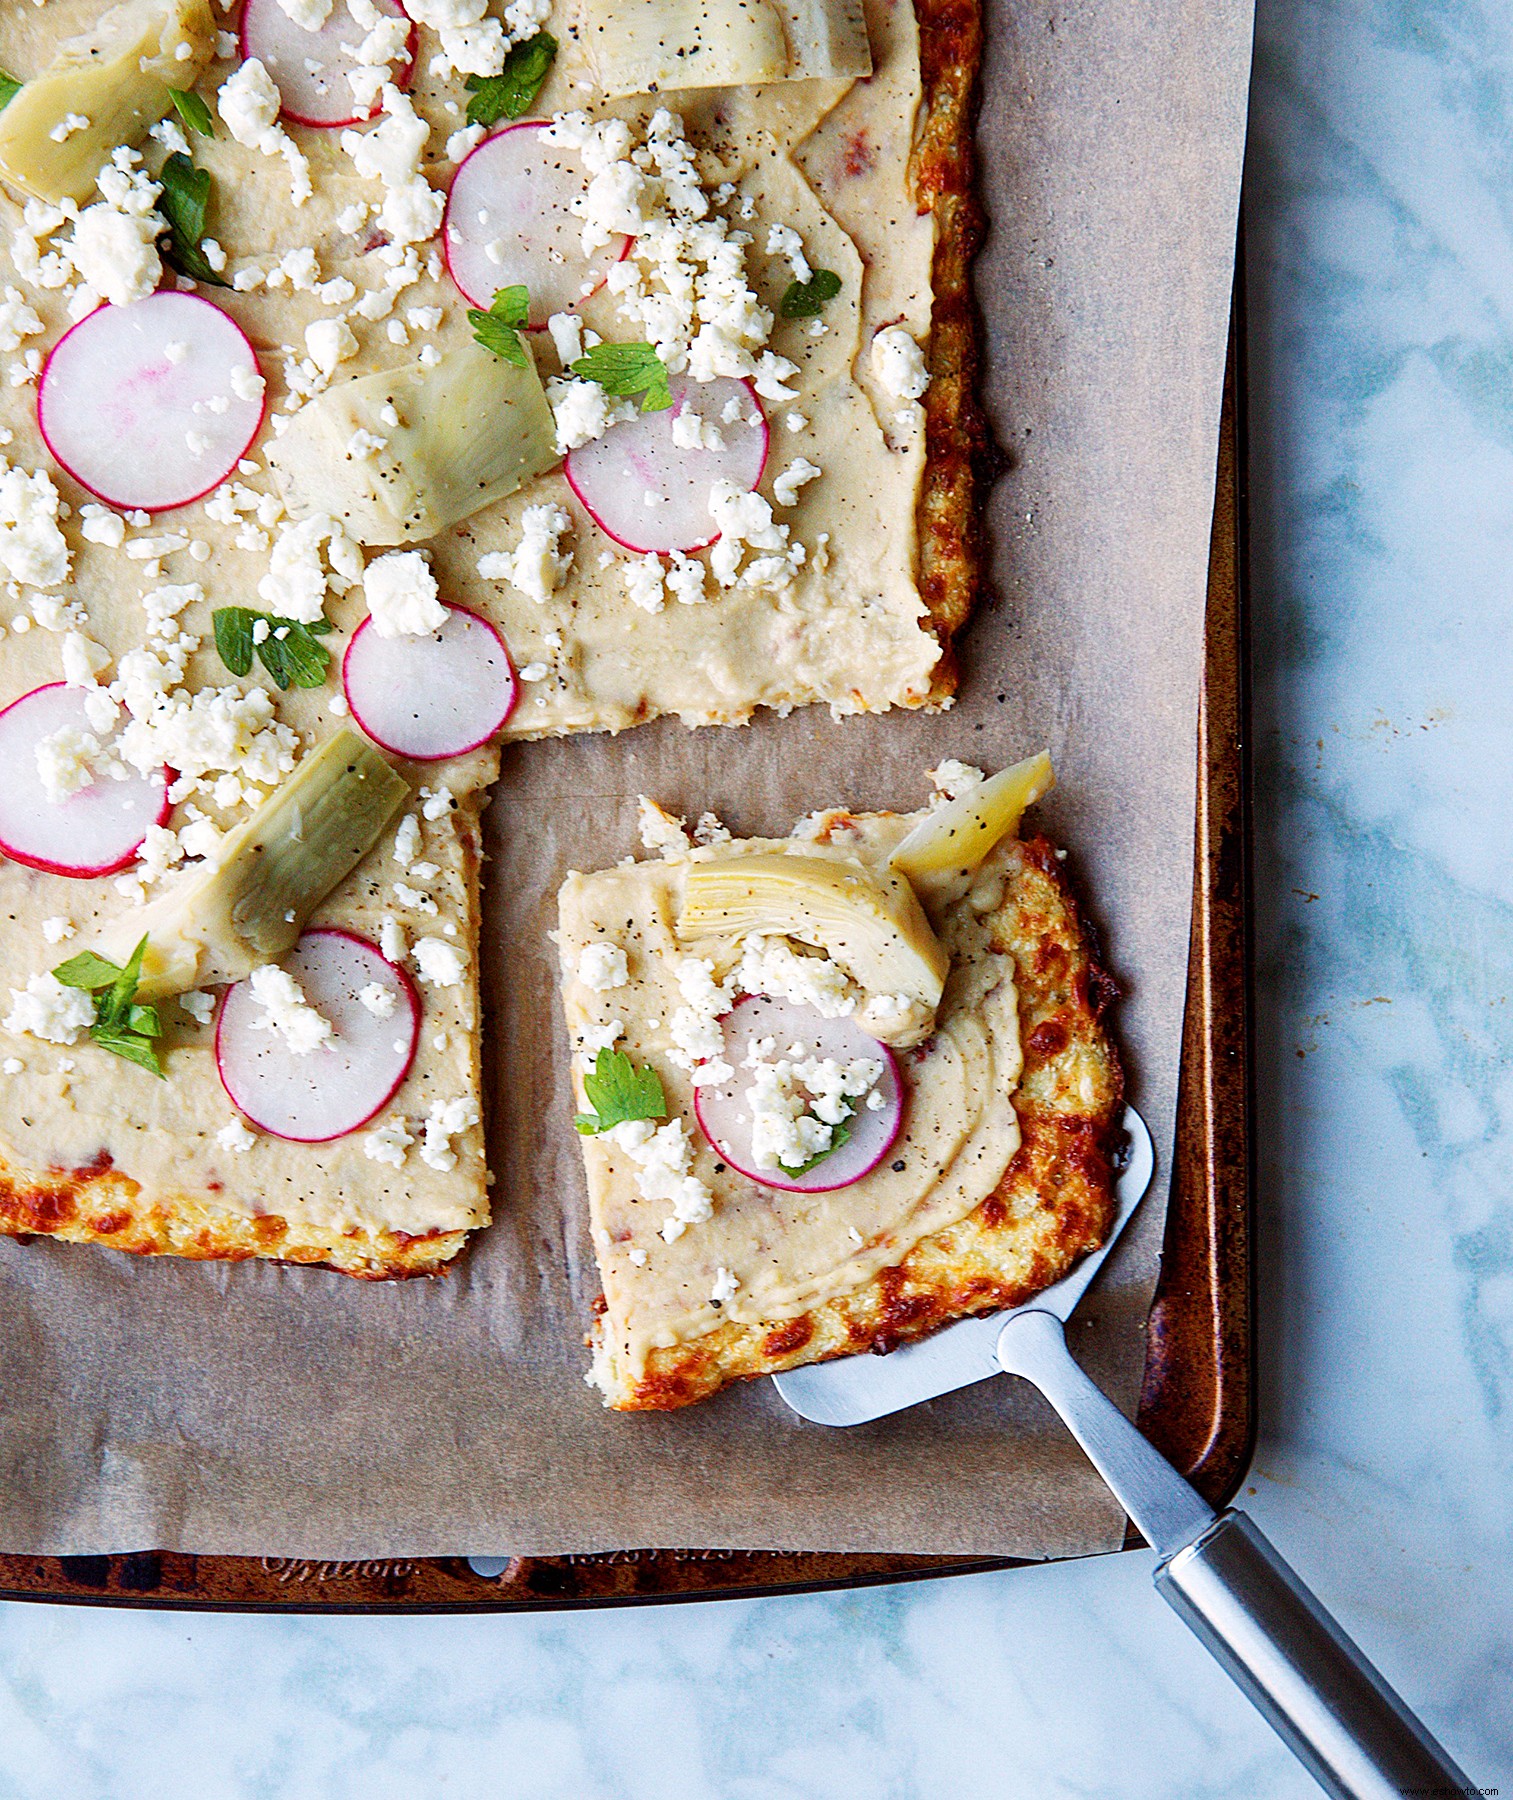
[464,31,557,128]
[570,342,672,412]
[90,1030,164,1077]
[0,71,21,111]
[212,606,254,677]
[213,607,332,691]
[574,1048,668,1135]
[53,938,164,1077]
[778,1101,854,1176]
[168,86,214,137]
[468,285,531,366]
[779,269,841,319]
[53,950,125,993]
[156,151,229,288]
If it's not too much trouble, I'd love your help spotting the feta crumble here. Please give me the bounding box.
[217,1117,257,1153]
[579,943,629,992]
[363,549,447,636]
[246,964,334,1055]
[413,937,465,988]
[4,973,95,1045]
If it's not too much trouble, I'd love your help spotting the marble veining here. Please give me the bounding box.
[1,0,1511,1792]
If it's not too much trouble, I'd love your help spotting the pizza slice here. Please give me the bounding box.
[556,757,1125,1408]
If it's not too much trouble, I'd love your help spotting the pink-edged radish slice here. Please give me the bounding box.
[215,928,419,1143]
[692,994,905,1194]
[0,683,169,879]
[565,375,767,554]
[443,121,630,322]
[343,603,517,761]
[38,293,266,513]
[241,0,416,129]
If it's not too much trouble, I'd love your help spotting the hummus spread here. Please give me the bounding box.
[0,0,938,1255]
[558,809,1024,1382]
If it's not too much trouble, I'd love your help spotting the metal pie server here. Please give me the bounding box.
[773,1110,1471,1800]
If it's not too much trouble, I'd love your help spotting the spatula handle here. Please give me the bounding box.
[1155,1511,1471,1800]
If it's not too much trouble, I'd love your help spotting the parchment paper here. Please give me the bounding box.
[0,0,1254,1559]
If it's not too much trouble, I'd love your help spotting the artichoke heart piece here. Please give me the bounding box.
[265,338,558,547]
[582,0,870,98]
[0,0,215,206]
[97,730,410,1002]
[890,752,1056,904]
[678,852,947,1047]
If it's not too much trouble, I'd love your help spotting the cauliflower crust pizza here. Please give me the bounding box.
[557,761,1125,1410]
[0,0,985,1278]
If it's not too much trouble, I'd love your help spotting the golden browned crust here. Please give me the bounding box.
[915,0,993,700]
[0,788,491,1281]
[595,834,1125,1408]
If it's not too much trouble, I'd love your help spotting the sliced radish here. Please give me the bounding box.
[38,293,266,513]
[0,684,168,879]
[241,0,416,129]
[693,995,905,1195]
[443,121,630,323]
[343,603,517,761]
[215,928,419,1143]
[565,376,767,554]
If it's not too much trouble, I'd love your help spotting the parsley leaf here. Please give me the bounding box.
[54,937,164,1077]
[156,151,229,287]
[168,87,214,137]
[779,269,842,319]
[570,342,672,412]
[467,284,531,366]
[574,1049,668,1135]
[0,71,21,111]
[779,1101,854,1175]
[465,32,557,128]
[213,607,333,691]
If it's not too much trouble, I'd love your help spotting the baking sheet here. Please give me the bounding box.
[0,0,1254,1559]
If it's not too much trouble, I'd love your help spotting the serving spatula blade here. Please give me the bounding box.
[771,1107,1155,1426]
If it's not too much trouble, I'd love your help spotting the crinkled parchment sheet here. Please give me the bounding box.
[0,0,1254,1559]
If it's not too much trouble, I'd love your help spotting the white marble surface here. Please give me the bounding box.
[3,0,1512,1792]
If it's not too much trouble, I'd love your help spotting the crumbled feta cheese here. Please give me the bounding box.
[0,457,70,589]
[379,913,407,964]
[217,1117,258,1152]
[218,59,311,204]
[545,311,584,367]
[179,989,216,1026]
[477,502,573,604]
[362,548,446,637]
[623,552,666,614]
[4,973,95,1045]
[35,722,102,802]
[604,1114,715,1242]
[358,981,398,1019]
[637,795,691,855]
[304,316,359,375]
[363,1114,414,1167]
[871,325,930,401]
[738,935,858,1018]
[393,880,437,913]
[394,814,422,866]
[772,457,822,507]
[1,1058,22,1076]
[413,937,465,988]
[419,783,454,821]
[420,1095,478,1173]
[48,113,90,145]
[744,1048,884,1174]
[579,943,628,992]
[40,917,74,945]
[275,0,333,27]
[710,1265,740,1305]
[765,223,811,283]
[628,1246,648,1266]
[546,375,632,453]
[61,631,110,688]
[0,286,43,354]
[247,964,333,1055]
[929,758,987,801]
[78,503,126,548]
[666,955,738,1083]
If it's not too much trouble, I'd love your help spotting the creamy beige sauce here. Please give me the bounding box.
[558,813,1023,1380]
[0,0,933,1240]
